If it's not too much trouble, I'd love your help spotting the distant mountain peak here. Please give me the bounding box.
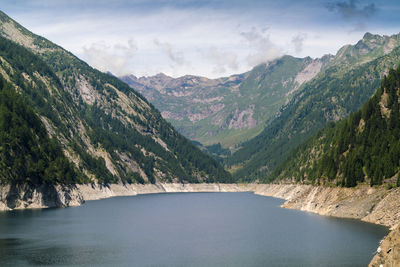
[120,54,329,147]
[362,32,375,39]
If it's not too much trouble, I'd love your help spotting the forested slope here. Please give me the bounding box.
[273,66,400,187]
[227,34,400,181]
[0,10,232,185]
[0,77,85,185]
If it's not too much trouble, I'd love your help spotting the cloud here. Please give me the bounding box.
[82,39,137,75]
[204,46,239,74]
[291,33,307,53]
[325,0,378,30]
[7,0,398,79]
[154,39,186,66]
[326,0,378,20]
[240,27,282,66]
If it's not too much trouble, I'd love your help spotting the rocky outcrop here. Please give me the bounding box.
[254,184,399,228]
[0,184,83,210]
[369,224,400,267]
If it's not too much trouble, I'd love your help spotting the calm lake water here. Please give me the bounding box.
[0,192,388,266]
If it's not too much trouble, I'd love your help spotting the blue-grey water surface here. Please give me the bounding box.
[0,192,389,266]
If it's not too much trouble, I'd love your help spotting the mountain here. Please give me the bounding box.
[330,32,400,67]
[120,55,330,148]
[0,10,232,185]
[0,77,85,185]
[273,65,400,187]
[227,32,400,181]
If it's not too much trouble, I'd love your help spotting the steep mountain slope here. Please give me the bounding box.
[121,55,329,147]
[227,32,400,181]
[273,66,400,187]
[0,10,232,184]
[0,77,85,185]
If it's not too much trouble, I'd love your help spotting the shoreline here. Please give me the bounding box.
[253,184,399,267]
[0,182,397,266]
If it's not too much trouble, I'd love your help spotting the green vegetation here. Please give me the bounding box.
[3,9,400,186]
[0,10,232,185]
[0,77,86,185]
[273,65,400,187]
[121,31,400,184]
[227,45,400,182]
[122,56,326,148]
[192,141,231,163]
[0,35,117,184]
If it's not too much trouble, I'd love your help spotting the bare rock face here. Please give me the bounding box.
[0,184,84,210]
[254,184,399,228]
[228,106,257,130]
[369,225,400,267]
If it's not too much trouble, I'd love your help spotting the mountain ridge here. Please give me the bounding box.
[227,32,400,181]
[0,10,232,185]
[121,54,330,148]
[120,31,400,155]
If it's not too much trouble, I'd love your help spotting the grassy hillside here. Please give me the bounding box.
[0,10,232,184]
[273,65,400,187]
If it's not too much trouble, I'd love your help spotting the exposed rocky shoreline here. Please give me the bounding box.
[254,184,400,267]
[0,183,398,266]
[0,183,257,211]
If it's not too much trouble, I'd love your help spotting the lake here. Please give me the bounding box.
[0,192,388,266]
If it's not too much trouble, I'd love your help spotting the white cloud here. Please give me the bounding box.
[82,39,137,75]
[203,47,239,75]
[4,1,399,78]
[153,38,186,66]
[240,27,282,66]
[291,33,307,53]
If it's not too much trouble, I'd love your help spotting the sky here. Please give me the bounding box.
[1,0,400,78]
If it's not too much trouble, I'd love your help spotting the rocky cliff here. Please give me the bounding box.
[370,224,400,267]
[0,184,83,210]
